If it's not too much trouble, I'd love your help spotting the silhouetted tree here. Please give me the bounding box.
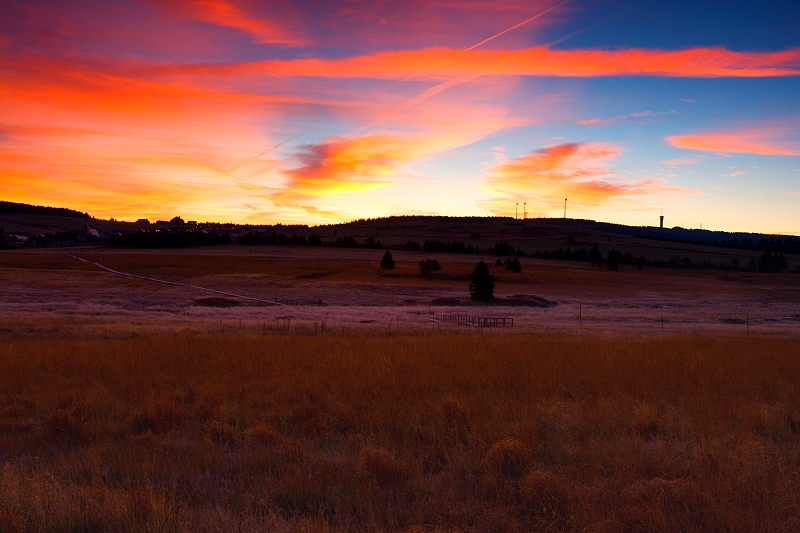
[589,244,603,267]
[469,261,495,301]
[495,258,503,266]
[381,250,395,269]
[418,258,441,277]
[334,236,359,248]
[758,251,788,272]
[504,257,522,273]
[608,248,620,271]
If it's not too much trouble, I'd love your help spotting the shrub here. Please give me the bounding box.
[469,261,495,301]
[244,423,280,446]
[206,420,238,446]
[357,447,409,485]
[520,470,574,529]
[482,437,527,479]
[381,250,395,269]
[418,258,441,277]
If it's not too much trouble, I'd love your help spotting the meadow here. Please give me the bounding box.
[2,333,799,532]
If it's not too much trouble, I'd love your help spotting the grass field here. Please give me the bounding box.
[2,333,799,532]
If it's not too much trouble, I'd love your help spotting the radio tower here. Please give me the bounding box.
[563,196,567,219]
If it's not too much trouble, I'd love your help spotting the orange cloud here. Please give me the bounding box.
[667,129,800,156]
[483,143,692,214]
[273,130,476,213]
[164,45,800,79]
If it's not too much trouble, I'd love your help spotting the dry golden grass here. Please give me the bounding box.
[1,333,800,532]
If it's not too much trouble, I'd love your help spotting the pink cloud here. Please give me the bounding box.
[667,127,800,156]
[661,156,703,167]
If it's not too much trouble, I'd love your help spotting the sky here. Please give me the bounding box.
[1,0,799,233]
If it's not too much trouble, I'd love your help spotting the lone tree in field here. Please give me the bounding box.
[418,258,441,277]
[469,260,495,301]
[380,250,395,269]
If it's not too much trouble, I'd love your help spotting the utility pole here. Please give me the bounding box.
[515,202,518,219]
[564,197,567,219]
[523,202,527,220]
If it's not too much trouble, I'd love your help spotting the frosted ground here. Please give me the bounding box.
[1,246,798,338]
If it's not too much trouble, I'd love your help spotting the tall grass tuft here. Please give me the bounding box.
[0,333,799,531]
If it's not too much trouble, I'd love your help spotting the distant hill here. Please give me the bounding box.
[0,201,89,218]
[538,218,799,252]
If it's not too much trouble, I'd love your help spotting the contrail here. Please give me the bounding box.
[229,0,572,170]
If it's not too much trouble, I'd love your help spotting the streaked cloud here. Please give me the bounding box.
[724,170,745,177]
[667,127,800,156]
[172,46,800,80]
[660,156,704,167]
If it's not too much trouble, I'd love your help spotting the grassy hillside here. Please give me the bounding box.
[1,333,799,532]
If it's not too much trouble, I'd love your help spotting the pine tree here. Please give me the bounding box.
[380,250,395,269]
[469,261,495,301]
[608,248,620,271]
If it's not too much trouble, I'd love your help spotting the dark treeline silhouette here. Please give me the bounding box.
[532,247,591,262]
[334,236,359,248]
[239,231,323,246]
[364,237,383,248]
[710,236,800,255]
[109,231,230,248]
[0,201,89,218]
[423,240,481,254]
[758,251,789,273]
[488,242,524,256]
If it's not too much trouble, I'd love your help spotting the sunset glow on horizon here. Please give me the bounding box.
[1,0,799,233]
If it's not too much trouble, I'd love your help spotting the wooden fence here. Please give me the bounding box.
[429,314,514,327]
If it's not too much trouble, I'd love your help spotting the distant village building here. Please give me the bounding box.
[136,219,150,224]
[170,216,185,225]
[83,219,99,238]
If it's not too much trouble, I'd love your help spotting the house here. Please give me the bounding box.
[136,219,150,224]
[78,219,100,243]
[83,219,99,238]
[170,216,185,225]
